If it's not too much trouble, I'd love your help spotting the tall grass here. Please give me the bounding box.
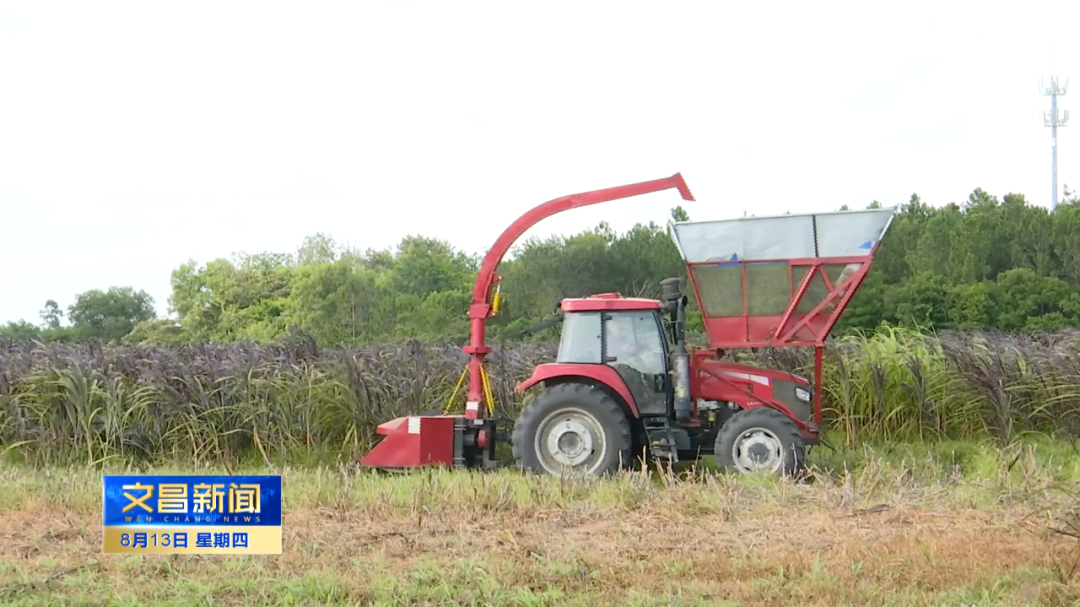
[752,326,1080,445]
[1,328,1079,466]
[0,338,548,467]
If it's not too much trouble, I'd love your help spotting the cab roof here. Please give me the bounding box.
[560,293,663,312]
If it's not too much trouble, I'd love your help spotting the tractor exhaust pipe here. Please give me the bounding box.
[661,278,692,423]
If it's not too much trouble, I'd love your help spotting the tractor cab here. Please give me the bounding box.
[554,294,672,419]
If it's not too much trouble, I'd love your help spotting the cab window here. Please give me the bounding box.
[603,311,666,375]
[557,312,602,363]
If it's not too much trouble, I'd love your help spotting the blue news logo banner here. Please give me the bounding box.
[102,475,281,526]
[102,475,282,555]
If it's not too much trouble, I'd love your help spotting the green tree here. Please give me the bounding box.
[39,299,63,330]
[123,187,1080,345]
[288,260,385,346]
[296,232,339,266]
[0,320,43,341]
[67,287,156,343]
[122,319,187,345]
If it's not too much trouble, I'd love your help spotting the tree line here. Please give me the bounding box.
[5,185,1080,346]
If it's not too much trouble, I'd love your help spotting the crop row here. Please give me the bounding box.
[1,327,1079,466]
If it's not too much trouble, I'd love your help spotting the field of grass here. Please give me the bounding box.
[0,440,1079,606]
[2,330,1080,604]
[2,327,1080,468]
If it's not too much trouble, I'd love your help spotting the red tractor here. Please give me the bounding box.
[359,174,894,477]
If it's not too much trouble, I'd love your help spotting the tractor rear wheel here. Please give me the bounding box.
[713,407,806,477]
[512,383,633,478]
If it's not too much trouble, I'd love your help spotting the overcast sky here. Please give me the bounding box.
[0,1,1076,325]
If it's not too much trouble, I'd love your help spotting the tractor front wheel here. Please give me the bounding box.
[714,407,806,477]
[512,383,633,478]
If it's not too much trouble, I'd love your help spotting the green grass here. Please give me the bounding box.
[0,439,1078,605]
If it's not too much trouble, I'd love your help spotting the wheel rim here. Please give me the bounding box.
[534,407,607,476]
[731,427,784,473]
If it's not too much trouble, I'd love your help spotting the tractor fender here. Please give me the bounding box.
[516,363,640,418]
[734,401,811,431]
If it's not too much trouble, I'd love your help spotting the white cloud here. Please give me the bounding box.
[0,0,1076,322]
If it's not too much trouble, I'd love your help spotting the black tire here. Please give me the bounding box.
[511,383,633,477]
[714,407,806,477]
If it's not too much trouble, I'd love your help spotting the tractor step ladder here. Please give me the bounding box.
[644,417,679,464]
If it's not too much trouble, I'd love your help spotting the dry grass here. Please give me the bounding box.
[1,442,1079,606]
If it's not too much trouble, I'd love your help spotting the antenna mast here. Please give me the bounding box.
[1041,47,1069,212]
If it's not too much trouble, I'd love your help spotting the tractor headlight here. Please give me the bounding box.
[795,387,812,403]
